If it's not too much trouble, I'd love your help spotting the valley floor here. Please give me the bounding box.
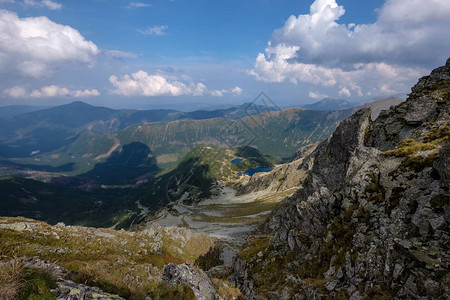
[144,185,296,244]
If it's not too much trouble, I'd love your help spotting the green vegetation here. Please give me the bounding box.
[236,235,271,261]
[383,138,436,158]
[18,268,57,300]
[0,177,141,228]
[195,245,223,271]
[384,125,449,172]
[428,78,450,104]
[147,280,195,300]
[0,144,278,228]
[364,170,386,203]
[80,142,160,184]
[0,261,57,300]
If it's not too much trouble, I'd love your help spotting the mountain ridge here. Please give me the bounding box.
[303,98,355,110]
[234,59,450,299]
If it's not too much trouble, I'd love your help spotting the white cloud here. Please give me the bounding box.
[4,85,100,98]
[29,85,70,98]
[110,70,204,97]
[139,25,168,36]
[211,86,243,97]
[109,70,243,98]
[24,0,62,10]
[0,10,99,78]
[250,0,450,98]
[211,90,225,97]
[4,86,27,98]
[231,86,243,95]
[127,2,151,8]
[338,87,351,97]
[309,91,328,99]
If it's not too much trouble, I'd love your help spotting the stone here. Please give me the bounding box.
[325,280,338,291]
[0,222,36,231]
[56,280,124,300]
[162,263,217,300]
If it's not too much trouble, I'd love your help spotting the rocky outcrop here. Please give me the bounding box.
[234,59,450,299]
[162,263,217,300]
[56,281,124,300]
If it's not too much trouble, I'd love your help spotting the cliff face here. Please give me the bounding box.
[234,59,450,299]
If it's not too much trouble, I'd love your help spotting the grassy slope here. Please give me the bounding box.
[0,217,216,299]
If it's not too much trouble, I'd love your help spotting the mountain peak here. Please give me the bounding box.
[65,101,93,108]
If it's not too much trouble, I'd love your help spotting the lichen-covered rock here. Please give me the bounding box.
[0,221,36,231]
[56,280,124,300]
[163,263,217,300]
[234,59,450,299]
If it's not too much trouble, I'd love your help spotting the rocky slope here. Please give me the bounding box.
[234,60,450,299]
[235,143,318,195]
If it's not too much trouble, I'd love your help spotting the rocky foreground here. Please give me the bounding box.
[234,60,449,298]
[0,217,241,299]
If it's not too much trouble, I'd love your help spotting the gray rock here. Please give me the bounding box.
[324,280,338,291]
[163,263,217,300]
[56,280,124,300]
[0,222,36,231]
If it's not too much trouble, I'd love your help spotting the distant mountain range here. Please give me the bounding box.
[0,101,276,158]
[0,105,48,117]
[0,97,404,177]
[302,98,356,110]
[0,103,354,173]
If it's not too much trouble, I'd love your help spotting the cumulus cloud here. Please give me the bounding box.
[231,86,243,95]
[4,86,27,98]
[24,0,62,10]
[309,91,328,99]
[139,25,168,36]
[338,87,351,97]
[250,0,450,98]
[110,71,205,97]
[109,70,243,98]
[0,10,99,78]
[4,85,100,98]
[211,86,243,97]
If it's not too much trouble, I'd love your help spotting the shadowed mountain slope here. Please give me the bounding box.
[234,59,450,299]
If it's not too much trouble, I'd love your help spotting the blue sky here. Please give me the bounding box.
[0,0,449,109]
